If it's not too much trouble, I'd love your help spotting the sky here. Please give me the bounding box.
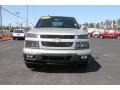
[1,5,120,26]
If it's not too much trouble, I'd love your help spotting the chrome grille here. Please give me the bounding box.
[41,42,73,47]
[40,35,75,39]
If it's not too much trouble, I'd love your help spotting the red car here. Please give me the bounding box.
[99,30,120,39]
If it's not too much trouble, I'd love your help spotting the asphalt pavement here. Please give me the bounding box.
[0,38,120,85]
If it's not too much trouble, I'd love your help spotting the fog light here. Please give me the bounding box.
[81,55,88,59]
[26,54,35,59]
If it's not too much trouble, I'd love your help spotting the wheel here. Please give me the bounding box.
[13,37,16,40]
[117,36,120,40]
[25,63,36,68]
[88,34,91,38]
[94,34,98,38]
[99,35,103,39]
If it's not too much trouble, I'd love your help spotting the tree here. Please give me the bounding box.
[89,23,95,28]
[117,19,120,30]
[96,23,100,29]
[100,21,104,29]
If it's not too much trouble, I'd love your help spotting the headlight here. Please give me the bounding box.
[25,33,38,38]
[75,42,89,49]
[25,41,39,49]
[77,35,88,39]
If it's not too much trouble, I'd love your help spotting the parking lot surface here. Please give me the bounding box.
[0,38,120,85]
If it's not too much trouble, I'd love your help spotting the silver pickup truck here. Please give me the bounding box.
[23,16,91,69]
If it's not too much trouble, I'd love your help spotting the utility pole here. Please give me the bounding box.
[9,23,11,29]
[0,5,2,31]
[27,5,28,30]
[15,12,19,28]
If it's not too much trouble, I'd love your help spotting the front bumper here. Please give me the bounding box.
[13,36,25,38]
[23,48,91,64]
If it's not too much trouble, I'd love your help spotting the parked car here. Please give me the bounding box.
[23,16,91,69]
[87,28,95,38]
[115,31,120,39]
[0,31,3,39]
[92,29,105,38]
[13,29,25,40]
[99,30,120,39]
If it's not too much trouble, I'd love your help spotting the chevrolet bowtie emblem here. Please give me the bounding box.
[53,38,61,43]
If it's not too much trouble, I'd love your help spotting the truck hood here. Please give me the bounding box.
[28,28,87,35]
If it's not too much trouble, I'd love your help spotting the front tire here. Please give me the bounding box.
[99,35,103,39]
[25,63,36,68]
[13,37,16,40]
[88,34,91,38]
[94,34,98,38]
[117,36,120,40]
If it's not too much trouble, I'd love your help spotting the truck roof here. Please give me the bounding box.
[40,16,75,19]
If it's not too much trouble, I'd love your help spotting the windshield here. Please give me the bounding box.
[35,16,79,29]
[14,30,24,33]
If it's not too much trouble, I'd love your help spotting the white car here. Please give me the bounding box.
[23,16,91,69]
[87,28,96,37]
[13,29,25,40]
[92,29,105,38]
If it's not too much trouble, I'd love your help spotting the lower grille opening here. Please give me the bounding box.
[42,56,72,61]
[42,42,73,47]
